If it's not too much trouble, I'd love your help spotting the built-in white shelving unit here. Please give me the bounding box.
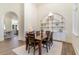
[40,12,65,32]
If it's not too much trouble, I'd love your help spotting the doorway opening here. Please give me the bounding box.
[4,11,19,40]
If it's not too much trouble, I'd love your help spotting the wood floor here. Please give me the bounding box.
[61,42,75,55]
[0,36,75,55]
[0,36,25,55]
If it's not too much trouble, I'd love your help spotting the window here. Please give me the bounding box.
[72,3,78,36]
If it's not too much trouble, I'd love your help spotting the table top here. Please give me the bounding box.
[35,34,47,41]
[25,32,47,41]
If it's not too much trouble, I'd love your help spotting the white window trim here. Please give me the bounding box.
[72,3,79,37]
[72,31,78,37]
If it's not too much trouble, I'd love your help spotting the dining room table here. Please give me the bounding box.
[25,31,47,55]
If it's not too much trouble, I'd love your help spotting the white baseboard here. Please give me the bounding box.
[72,34,79,55]
[73,45,79,55]
[72,32,79,37]
[0,37,4,41]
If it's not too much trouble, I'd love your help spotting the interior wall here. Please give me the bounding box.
[24,3,39,33]
[0,3,24,41]
[0,16,4,41]
[37,3,73,43]
[18,4,24,41]
[72,4,79,55]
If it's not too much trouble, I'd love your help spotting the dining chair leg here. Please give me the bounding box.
[39,41,42,55]
[33,46,35,55]
[46,43,48,52]
[26,40,28,50]
[49,43,50,50]
[51,42,53,46]
[26,45,28,50]
[28,46,30,53]
[43,44,44,47]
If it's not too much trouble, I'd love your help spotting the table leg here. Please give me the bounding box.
[39,40,42,55]
[26,39,28,50]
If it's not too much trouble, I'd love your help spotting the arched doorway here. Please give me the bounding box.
[4,11,19,39]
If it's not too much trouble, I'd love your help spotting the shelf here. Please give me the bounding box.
[40,13,64,32]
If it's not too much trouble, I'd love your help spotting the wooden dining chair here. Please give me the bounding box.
[25,31,36,50]
[27,33,39,55]
[42,31,51,52]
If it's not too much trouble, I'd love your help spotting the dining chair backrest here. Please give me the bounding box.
[27,33,35,44]
[36,31,40,36]
[46,31,51,41]
[50,32,53,39]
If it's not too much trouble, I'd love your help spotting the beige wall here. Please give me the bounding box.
[37,3,73,43]
[0,17,4,41]
[0,3,24,41]
[24,3,39,33]
[72,4,79,55]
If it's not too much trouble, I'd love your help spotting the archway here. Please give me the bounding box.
[40,12,66,41]
[4,11,19,39]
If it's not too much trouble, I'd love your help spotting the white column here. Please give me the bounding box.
[0,16,4,41]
